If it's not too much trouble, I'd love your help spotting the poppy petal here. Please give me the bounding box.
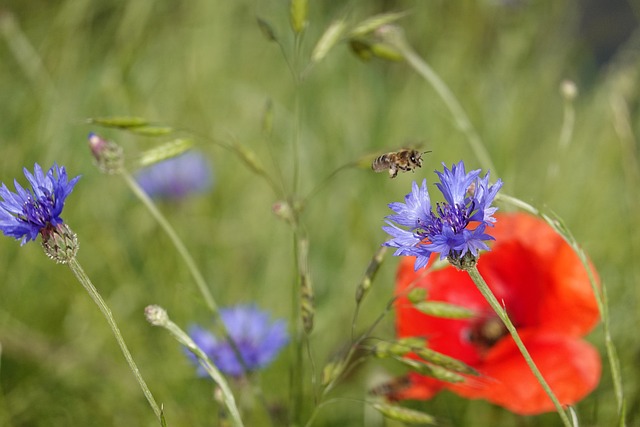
[396,256,489,365]
[393,213,602,413]
[483,213,600,336]
[446,331,601,415]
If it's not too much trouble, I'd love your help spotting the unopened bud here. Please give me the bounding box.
[41,223,78,264]
[145,305,169,327]
[88,133,124,174]
[448,251,478,271]
[560,80,578,101]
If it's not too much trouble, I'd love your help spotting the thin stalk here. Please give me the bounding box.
[121,170,218,314]
[145,305,243,427]
[66,258,163,424]
[380,26,497,174]
[289,229,304,426]
[466,265,572,427]
[546,83,576,189]
[497,192,625,423]
[121,169,260,394]
[288,26,307,426]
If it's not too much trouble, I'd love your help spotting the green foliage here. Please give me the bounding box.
[1,1,638,426]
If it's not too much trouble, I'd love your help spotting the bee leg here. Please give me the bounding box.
[389,166,398,178]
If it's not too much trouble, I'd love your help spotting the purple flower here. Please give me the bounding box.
[135,151,213,199]
[0,164,81,245]
[187,304,289,377]
[383,161,502,270]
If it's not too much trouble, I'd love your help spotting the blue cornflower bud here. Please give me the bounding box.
[0,163,81,246]
[383,161,502,270]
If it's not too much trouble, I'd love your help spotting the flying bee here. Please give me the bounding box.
[371,148,430,179]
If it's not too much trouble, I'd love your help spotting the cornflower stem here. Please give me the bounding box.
[145,305,244,427]
[120,170,218,314]
[121,170,257,389]
[465,265,573,427]
[66,258,163,424]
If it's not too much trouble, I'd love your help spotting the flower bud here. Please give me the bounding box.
[144,305,169,327]
[40,223,78,264]
[88,133,124,174]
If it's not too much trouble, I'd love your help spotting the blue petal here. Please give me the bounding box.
[435,161,480,206]
[0,164,80,244]
[386,179,432,228]
[187,304,289,377]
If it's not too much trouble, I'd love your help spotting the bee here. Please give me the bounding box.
[371,149,430,178]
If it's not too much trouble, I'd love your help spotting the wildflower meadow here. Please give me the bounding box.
[1,1,638,426]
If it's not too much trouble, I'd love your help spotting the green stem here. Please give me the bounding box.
[146,306,244,427]
[289,230,304,426]
[380,26,497,175]
[121,171,219,314]
[66,258,163,424]
[121,169,257,387]
[466,265,572,427]
[498,192,626,423]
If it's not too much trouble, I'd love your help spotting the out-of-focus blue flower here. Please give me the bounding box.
[187,304,289,377]
[0,164,80,245]
[135,151,213,199]
[383,161,502,270]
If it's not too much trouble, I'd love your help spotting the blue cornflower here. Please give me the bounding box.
[383,161,503,270]
[0,164,81,245]
[135,151,213,199]
[187,304,289,377]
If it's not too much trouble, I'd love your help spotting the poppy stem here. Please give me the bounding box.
[465,265,573,427]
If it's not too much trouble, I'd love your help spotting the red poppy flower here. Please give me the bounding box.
[391,212,601,415]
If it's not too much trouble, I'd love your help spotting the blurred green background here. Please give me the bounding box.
[1,0,639,425]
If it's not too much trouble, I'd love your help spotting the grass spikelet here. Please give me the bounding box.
[349,11,409,38]
[127,125,174,137]
[232,142,269,178]
[256,17,277,42]
[297,237,314,334]
[87,116,149,128]
[355,246,387,303]
[371,338,477,375]
[372,403,438,425]
[137,138,194,167]
[392,356,465,384]
[411,300,475,319]
[311,20,347,64]
[289,0,308,34]
[321,358,347,387]
[411,347,478,376]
